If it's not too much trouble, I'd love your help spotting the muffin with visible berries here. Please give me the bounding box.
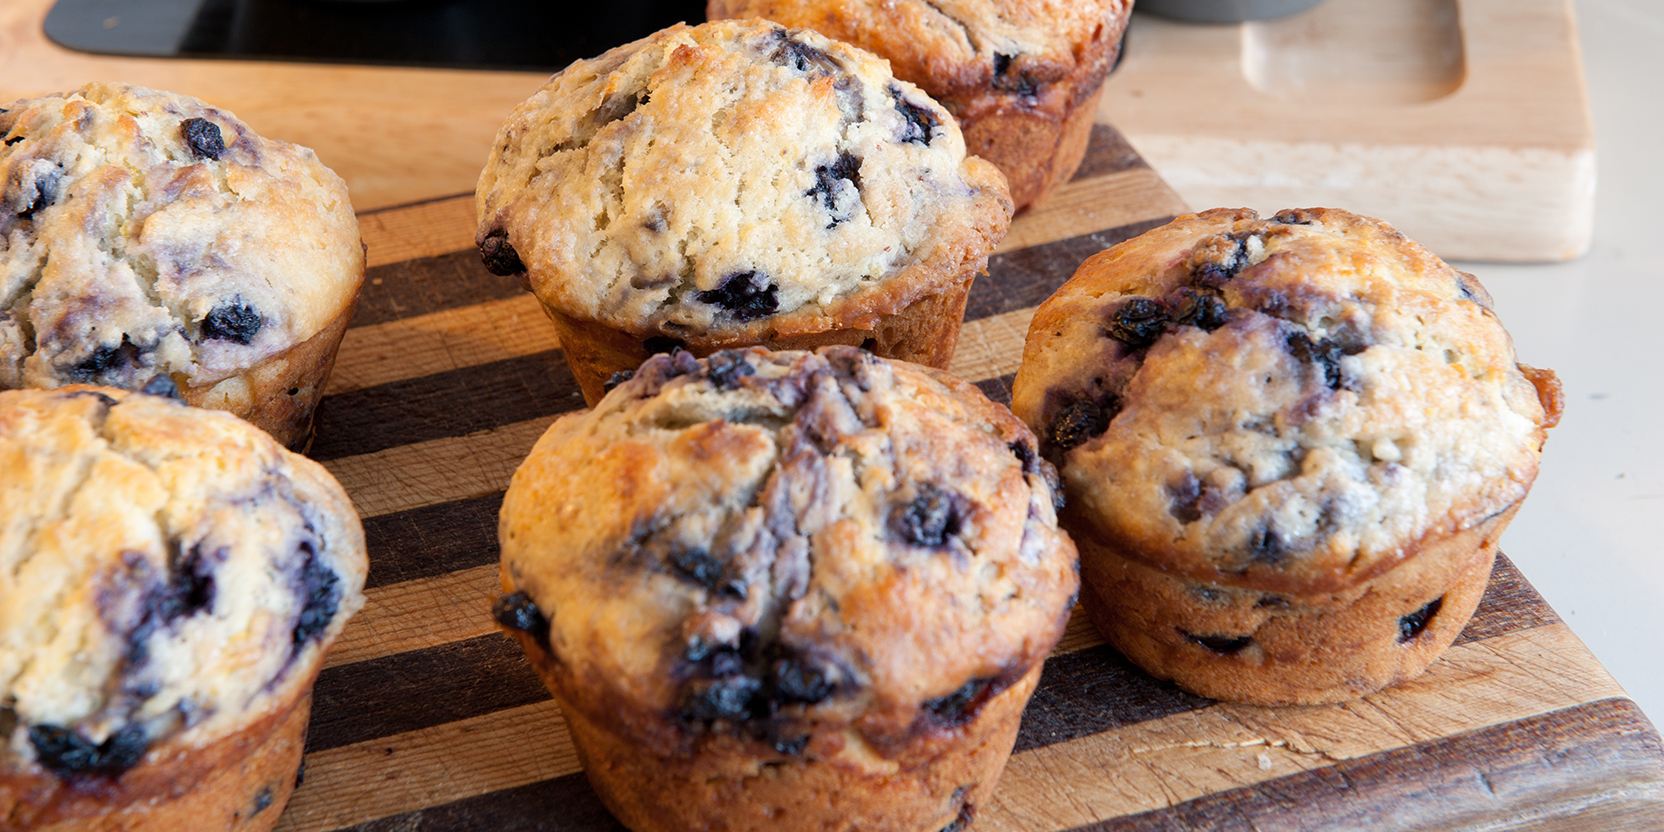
[476,20,1013,406]
[0,83,365,449]
[1011,208,1561,706]
[496,346,1076,832]
[708,0,1132,210]
[0,385,367,831]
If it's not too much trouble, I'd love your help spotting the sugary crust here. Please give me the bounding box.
[476,20,1012,342]
[0,84,364,403]
[1,691,311,832]
[707,0,1132,208]
[545,277,970,405]
[1077,505,1510,706]
[1012,208,1558,596]
[0,386,365,818]
[497,347,1075,828]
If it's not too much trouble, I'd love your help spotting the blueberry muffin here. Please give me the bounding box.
[496,346,1076,832]
[0,385,367,830]
[0,83,365,449]
[708,0,1132,211]
[1011,208,1562,706]
[475,20,1014,406]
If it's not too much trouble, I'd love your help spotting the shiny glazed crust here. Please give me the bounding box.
[1010,208,1559,703]
[707,0,1132,209]
[0,84,364,432]
[497,347,1077,830]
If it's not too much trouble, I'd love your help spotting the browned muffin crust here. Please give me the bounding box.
[708,0,1133,208]
[1011,208,1560,704]
[497,346,1077,831]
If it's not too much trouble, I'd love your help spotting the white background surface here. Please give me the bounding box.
[1459,0,1664,723]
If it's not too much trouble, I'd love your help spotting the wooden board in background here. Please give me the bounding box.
[1100,0,1596,263]
[262,127,1664,832]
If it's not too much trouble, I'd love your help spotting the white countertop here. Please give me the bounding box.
[1457,0,1664,721]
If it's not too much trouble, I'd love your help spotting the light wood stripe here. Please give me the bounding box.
[978,623,1623,830]
[326,295,557,396]
[321,417,556,519]
[996,167,1185,255]
[273,701,579,832]
[277,623,1610,832]
[325,565,502,669]
[949,307,1035,385]
[360,195,477,268]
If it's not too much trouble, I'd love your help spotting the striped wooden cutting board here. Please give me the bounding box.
[272,126,1664,832]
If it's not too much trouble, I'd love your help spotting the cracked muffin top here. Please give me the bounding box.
[475,19,1012,342]
[0,386,366,779]
[1012,208,1560,595]
[0,83,363,394]
[497,347,1075,748]
[708,0,1129,114]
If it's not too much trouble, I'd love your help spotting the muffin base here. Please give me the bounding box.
[544,653,1039,832]
[1,692,311,832]
[182,302,356,452]
[960,84,1106,212]
[1076,504,1521,706]
[546,283,972,406]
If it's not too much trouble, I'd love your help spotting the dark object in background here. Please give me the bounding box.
[45,0,708,72]
[1138,0,1326,22]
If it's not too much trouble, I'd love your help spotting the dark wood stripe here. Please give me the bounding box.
[966,216,1175,322]
[1016,644,1210,753]
[341,771,622,832]
[354,249,525,329]
[308,350,583,462]
[304,552,1556,759]
[356,191,474,218]
[1071,124,1150,182]
[1453,552,1560,646]
[1075,697,1664,832]
[973,373,1015,407]
[306,634,548,754]
[360,492,504,590]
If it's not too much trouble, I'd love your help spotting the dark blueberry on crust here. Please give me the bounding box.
[770,33,842,77]
[1167,476,1203,524]
[292,542,341,646]
[772,656,835,705]
[991,53,1039,99]
[1008,440,1038,475]
[67,341,133,382]
[806,152,862,227]
[1247,526,1288,565]
[201,299,263,345]
[680,676,762,723]
[923,677,995,727]
[140,374,182,399]
[603,369,636,394]
[1169,287,1229,332]
[1107,297,1170,348]
[1048,399,1113,457]
[1286,331,1345,390]
[28,724,150,776]
[771,733,810,755]
[179,117,226,160]
[9,168,60,219]
[1257,595,1290,609]
[940,795,976,832]
[1398,596,1443,642]
[709,649,745,678]
[1271,208,1318,225]
[892,86,939,145]
[295,759,306,787]
[1190,235,1251,289]
[890,483,964,549]
[669,547,742,597]
[492,591,551,646]
[479,229,525,277]
[695,271,779,322]
[706,350,756,390]
[126,542,220,666]
[1186,632,1253,654]
[643,336,685,355]
[251,785,275,815]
